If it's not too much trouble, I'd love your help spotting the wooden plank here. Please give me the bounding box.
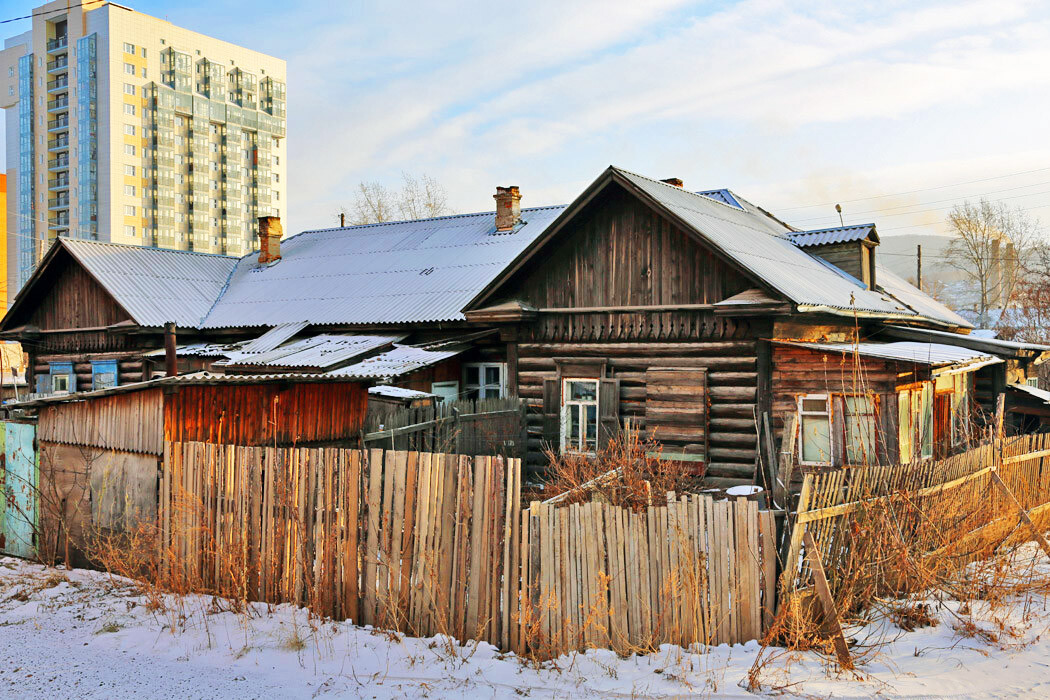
[411,451,432,633]
[803,530,853,669]
[363,448,384,626]
[398,451,419,620]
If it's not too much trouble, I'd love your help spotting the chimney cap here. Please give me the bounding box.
[661,178,684,188]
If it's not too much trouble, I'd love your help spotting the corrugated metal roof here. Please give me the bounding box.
[875,266,973,329]
[327,344,468,379]
[883,325,1050,353]
[695,189,744,210]
[62,239,238,328]
[238,321,309,353]
[614,169,918,318]
[5,370,365,408]
[222,334,403,370]
[776,340,999,367]
[144,341,246,358]
[789,224,877,247]
[1009,383,1050,404]
[369,385,437,399]
[200,206,566,328]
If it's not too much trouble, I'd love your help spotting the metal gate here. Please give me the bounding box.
[2,422,37,558]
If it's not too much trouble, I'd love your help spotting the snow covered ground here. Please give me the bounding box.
[1,548,1050,699]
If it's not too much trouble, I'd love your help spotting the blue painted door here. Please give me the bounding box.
[2,422,37,558]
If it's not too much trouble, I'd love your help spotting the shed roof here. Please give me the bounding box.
[874,267,972,329]
[774,340,1000,368]
[220,333,403,370]
[200,206,566,328]
[327,344,469,380]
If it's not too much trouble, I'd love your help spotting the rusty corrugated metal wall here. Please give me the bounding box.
[162,382,368,447]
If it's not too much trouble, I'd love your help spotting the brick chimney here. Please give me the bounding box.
[494,186,522,231]
[258,216,283,264]
[661,178,684,188]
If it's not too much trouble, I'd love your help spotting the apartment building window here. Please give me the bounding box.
[210,142,218,153]
[124,165,136,176]
[123,42,135,55]
[124,185,136,196]
[275,191,280,201]
[123,103,136,116]
[124,225,136,236]
[124,83,136,96]
[124,144,136,156]
[210,124,218,135]
[210,180,218,190]
[274,174,279,183]
[124,62,136,75]
[124,124,136,136]
[124,205,136,216]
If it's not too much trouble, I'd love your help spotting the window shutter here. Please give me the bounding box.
[598,378,620,449]
[644,368,707,461]
[542,378,560,449]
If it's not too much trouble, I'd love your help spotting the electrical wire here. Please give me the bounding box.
[0,2,108,26]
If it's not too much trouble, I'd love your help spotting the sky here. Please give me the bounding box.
[2,0,1050,238]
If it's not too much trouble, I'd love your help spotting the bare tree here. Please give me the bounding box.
[943,199,1038,328]
[998,241,1050,343]
[338,172,451,225]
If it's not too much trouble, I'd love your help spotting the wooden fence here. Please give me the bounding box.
[520,494,776,657]
[363,397,527,460]
[161,441,776,657]
[781,432,1050,604]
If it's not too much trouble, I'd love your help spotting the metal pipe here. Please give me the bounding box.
[164,322,178,377]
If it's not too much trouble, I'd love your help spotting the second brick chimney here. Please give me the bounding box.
[258,216,283,264]
[494,186,522,231]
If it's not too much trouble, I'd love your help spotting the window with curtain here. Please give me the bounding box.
[844,395,877,465]
[562,378,598,453]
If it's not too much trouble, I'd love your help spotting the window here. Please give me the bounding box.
[123,103,136,115]
[275,191,280,201]
[124,185,136,196]
[48,362,74,395]
[123,42,135,55]
[798,395,832,465]
[211,142,218,153]
[463,363,505,400]
[124,144,136,156]
[844,395,877,465]
[1027,377,1040,388]
[124,205,136,216]
[124,83,136,96]
[274,155,280,165]
[124,165,136,176]
[562,379,598,452]
[124,225,136,237]
[431,381,459,404]
[274,173,280,183]
[124,62,136,75]
[124,124,136,136]
[91,360,118,390]
[210,123,218,134]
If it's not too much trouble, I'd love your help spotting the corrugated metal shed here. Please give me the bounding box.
[200,206,566,328]
[789,224,878,247]
[875,266,973,329]
[327,344,468,380]
[613,169,920,318]
[774,340,1000,367]
[221,334,403,370]
[61,239,238,328]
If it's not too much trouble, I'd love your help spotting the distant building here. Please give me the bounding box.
[0,0,286,299]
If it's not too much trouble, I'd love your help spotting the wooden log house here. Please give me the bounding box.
[464,167,1050,485]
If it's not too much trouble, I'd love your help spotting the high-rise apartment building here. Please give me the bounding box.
[0,1,286,297]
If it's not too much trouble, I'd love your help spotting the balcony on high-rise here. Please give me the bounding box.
[47,95,69,112]
[46,76,68,92]
[48,154,70,170]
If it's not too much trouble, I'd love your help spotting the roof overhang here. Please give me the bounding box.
[772,339,1002,372]
[878,325,1050,360]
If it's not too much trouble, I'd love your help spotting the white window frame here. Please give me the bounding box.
[843,393,877,466]
[51,373,70,395]
[431,381,459,404]
[797,394,833,466]
[561,378,599,454]
[463,362,505,400]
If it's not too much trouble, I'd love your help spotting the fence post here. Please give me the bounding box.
[776,472,813,612]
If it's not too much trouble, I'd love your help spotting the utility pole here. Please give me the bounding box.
[916,245,922,290]
[339,212,346,227]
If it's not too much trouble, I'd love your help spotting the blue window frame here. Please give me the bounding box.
[91,360,118,390]
[48,362,75,394]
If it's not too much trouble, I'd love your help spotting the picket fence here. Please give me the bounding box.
[781,432,1050,602]
[161,441,775,657]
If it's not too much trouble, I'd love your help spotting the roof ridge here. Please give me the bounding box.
[60,236,239,260]
[303,204,569,235]
[792,223,877,235]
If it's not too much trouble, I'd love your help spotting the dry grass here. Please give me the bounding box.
[540,429,702,509]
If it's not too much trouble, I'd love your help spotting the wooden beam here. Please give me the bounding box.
[537,303,716,313]
[803,530,853,670]
[990,470,1050,561]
